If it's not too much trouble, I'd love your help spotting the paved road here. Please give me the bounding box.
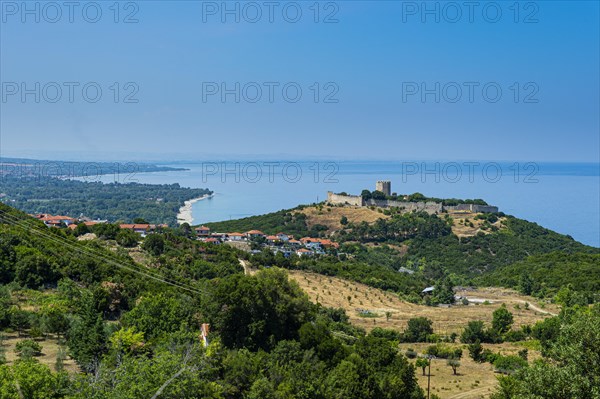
[464,296,557,317]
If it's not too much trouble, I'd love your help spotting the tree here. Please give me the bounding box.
[0,360,67,398]
[461,320,487,343]
[518,272,534,295]
[492,307,600,398]
[109,327,145,355]
[122,292,195,340]
[517,348,528,361]
[247,378,277,399]
[116,229,139,247]
[10,308,30,337]
[204,269,313,351]
[0,288,11,329]
[447,358,460,375]
[492,305,514,334]
[468,341,484,362]
[340,216,349,226]
[493,355,527,374]
[73,223,90,236]
[371,190,386,200]
[408,192,426,202]
[324,354,379,399]
[15,254,56,289]
[55,347,67,372]
[41,306,69,339]
[432,277,455,305]
[179,223,194,238]
[15,339,43,358]
[0,335,6,365]
[531,316,561,355]
[92,223,120,240]
[404,317,434,342]
[67,293,106,373]
[415,357,429,376]
[142,234,165,256]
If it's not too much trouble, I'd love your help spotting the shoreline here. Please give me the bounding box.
[177,194,212,225]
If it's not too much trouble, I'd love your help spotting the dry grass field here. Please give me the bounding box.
[402,342,531,399]
[298,204,508,239]
[287,270,554,398]
[287,270,557,335]
[446,211,506,237]
[296,205,389,233]
[1,332,79,373]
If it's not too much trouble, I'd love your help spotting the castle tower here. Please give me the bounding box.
[376,180,391,196]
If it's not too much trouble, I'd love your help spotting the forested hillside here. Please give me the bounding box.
[0,177,211,225]
[399,216,596,276]
[0,203,425,398]
[205,207,328,237]
[480,252,600,303]
[228,204,599,303]
[1,201,599,398]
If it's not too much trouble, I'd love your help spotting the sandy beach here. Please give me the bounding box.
[177,194,212,225]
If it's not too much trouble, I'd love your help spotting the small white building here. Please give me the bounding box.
[228,232,245,241]
[296,248,313,257]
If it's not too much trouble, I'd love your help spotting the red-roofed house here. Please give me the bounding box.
[300,237,322,249]
[36,214,76,226]
[266,235,280,243]
[296,248,313,257]
[195,226,211,236]
[245,230,265,239]
[288,239,302,247]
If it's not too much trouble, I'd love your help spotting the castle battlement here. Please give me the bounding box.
[326,182,498,214]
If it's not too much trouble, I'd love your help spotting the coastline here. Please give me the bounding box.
[177,194,212,225]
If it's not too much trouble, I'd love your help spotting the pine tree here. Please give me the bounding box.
[67,292,106,373]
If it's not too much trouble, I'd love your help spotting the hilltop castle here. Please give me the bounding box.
[327,181,499,214]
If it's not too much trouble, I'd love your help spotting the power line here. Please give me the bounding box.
[0,211,205,296]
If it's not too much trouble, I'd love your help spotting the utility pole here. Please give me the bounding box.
[427,355,434,399]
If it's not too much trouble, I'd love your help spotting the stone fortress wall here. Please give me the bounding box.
[326,189,498,214]
[365,198,443,213]
[326,192,364,207]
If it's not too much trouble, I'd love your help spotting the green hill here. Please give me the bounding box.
[205,203,599,302]
[0,202,426,398]
[480,251,600,302]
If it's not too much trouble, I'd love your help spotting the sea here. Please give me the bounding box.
[90,161,600,248]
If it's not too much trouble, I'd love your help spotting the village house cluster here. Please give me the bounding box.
[31,214,339,256]
[194,226,339,257]
[31,214,168,237]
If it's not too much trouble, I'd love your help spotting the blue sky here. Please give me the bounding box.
[1,1,599,162]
